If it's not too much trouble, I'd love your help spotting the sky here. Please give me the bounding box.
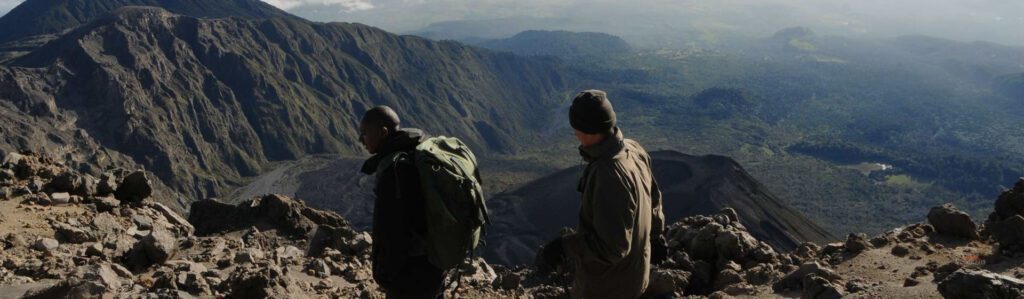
[0,0,1021,46]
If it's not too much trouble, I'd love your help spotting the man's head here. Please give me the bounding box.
[569,90,617,147]
[360,105,401,154]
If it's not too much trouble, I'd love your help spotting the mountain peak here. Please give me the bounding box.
[0,0,295,44]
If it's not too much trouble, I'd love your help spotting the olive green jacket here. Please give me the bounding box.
[563,128,665,299]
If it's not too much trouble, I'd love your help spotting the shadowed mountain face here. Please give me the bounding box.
[483,150,837,265]
[0,0,295,44]
[0,5,569,205]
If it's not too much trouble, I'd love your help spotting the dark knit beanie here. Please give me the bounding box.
[569,90,616,134]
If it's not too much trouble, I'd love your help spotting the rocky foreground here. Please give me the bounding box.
[2,151,1024,298]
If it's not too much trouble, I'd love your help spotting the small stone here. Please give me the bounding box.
[891,245,911,257]
[50,192,71,205]
[845,233,871,253]
[86,243,105,257]
[33,238,59,253]
[234,249,264,264]
[93,196,120,212]
[904,278,920,287]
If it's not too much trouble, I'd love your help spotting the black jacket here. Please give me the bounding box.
[361,128,431,289]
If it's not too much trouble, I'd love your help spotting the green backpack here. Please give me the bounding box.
[403,136,488,270]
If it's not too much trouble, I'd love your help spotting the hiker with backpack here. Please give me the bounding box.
[359,106,488,299]
[536,90,667,298]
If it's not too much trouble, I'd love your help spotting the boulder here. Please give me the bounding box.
[844,233,871,253]
[47,171,82,193]
[55,223,98,243]
[991,179,1024,220]
[891,245,911,257]
[938,269,1024,298]
[223,263,298,298]
[149,202,195,237]
[114,171,152,203]
[96,172,119,195]
[802,275,845,299]
[928,204,979,239]
[21,278,106,299]
[773,262,841,292]
[141,228,179,266]
[646,269,690,297]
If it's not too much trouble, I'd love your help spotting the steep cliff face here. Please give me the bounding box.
[1,6,569,202]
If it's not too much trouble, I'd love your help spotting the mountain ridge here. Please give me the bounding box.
[0,4,571,205]
[0,0,296,44]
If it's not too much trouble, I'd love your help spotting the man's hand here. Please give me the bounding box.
[535,237,567,274]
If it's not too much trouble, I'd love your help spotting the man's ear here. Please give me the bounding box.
[380,126,390,138]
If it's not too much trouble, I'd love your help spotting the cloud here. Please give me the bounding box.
[262,0,374,12]
[0,0,23,15]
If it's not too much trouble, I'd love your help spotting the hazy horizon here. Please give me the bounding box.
[0,0,1021,47]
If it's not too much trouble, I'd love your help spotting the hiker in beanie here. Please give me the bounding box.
[359,106,445,298]
[537,90,667,298]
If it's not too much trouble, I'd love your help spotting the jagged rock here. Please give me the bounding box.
[493,269,526,291]
[722,283,759,296]
[224,263,300,298]
[114,171,152,203]
[802,274,845,299]
[460,258,498,285]
[343,266,373,282]
[86,242,105,257]
[94,196,121,212]
[33,238,59,253]
[938,269,1024,298]
[47,171,82,193]
[744,264,781,285]
[992,215,1024,255]
[933,262,963,282]
[307,259,331,278]
[275,246,304,260]
[903,277,920,287]
[792,242,820,261]
[55,223,97,243]
[869,234,892,248]
[992,179,1024,220]
[773,262,841,292]
[97,172,119,195]
[715,269,745,290]
[891,245,911,257]
[845,233,871,253]
[21,277,106,299]
[845,280,868,293]
[5,233,27,248]
[149,202,195,237]
[0,169,14,181]
[235,248,266,264]
[190,195,351,238]
[140,228,178,267]
[928,204,979,239]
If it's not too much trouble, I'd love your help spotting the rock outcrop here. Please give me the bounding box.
[928,204,979,239]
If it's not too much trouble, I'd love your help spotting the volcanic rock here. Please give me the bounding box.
[938,269,1024,298]
[114,171,153,203]
[928,204,979,239]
